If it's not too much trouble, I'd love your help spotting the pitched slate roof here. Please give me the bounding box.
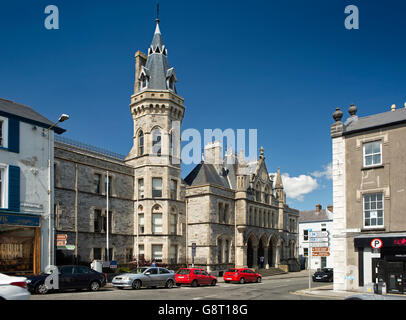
[299,209,332,223]
[0,98,65,134]
[142,21,177,93]
[184,162,230,188]
[344,107,406,135]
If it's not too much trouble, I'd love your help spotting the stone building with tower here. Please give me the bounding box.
[52,17,299,274]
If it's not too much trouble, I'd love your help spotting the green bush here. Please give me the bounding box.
[115,267,131,274]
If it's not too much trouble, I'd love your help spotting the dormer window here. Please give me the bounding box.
[155,46,160,53]
[140,74,148,89]
[169,76,174,90]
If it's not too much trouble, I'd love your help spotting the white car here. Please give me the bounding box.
[0,273,31,300]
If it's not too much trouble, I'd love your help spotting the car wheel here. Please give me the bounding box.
[89,281,101,292]
[35,283,49,295]
[165,280,174,289]
[132,280,141,290]
[191,280,198,287]
[239,277,245,284]
[211,280,217,286]
[256,277,262,283]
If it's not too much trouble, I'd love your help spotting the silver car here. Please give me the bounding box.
[112,267,175,290]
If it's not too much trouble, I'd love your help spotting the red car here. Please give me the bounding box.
[223,268,262,284]
[175,268,217,287]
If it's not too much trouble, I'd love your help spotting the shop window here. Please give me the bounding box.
[303,248,308,257]
[363,193,384,227]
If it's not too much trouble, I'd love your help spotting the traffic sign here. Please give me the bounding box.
[57,245,75,251]
[312,247,329,252]
[56,234,67,241]
[371,238,383,249]
[312,252,330,257]
[191,243,196,257]
[310,231,328,238]
[310,237,329,243]
[310,242,329,247]
[56,240,67,247]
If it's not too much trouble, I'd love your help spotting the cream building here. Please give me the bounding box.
[53,18,299,274]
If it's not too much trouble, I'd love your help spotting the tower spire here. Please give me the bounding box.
[156,1,160,24]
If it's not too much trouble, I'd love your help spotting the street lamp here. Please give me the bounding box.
[45,114,69,267]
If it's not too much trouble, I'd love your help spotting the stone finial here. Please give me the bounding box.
[259,146,264,158]
[348,104,357,116]
[333,107,343,122]
[404,102,406,108]
[391,104,396,112]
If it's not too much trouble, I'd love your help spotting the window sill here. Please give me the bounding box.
[361,165,384,171]
[361,227,385,232]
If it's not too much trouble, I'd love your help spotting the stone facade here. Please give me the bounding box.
[53,19,299,273]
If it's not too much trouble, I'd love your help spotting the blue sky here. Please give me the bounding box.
[1,0,405,210]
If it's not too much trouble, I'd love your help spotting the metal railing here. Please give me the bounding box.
[55,136,126,161]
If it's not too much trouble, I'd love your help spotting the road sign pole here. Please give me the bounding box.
[308,229,312,292]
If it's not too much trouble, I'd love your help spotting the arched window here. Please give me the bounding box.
[169,131,173,157]
[218,239,223,264]
[256,184,261,202]
[225,240,230,263]
[152,128,161,156]
[170,207,177,235]
[264,186,270,204]
[138,131,144,156]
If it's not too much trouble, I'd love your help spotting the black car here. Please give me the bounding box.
[312,268,333,282]
[26,265,106,294]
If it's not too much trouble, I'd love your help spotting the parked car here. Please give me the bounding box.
[223,268,262,284]
[0,273,30,300]
[26,265,106,294]
[312,268,334,282]
[175,268,217,287]
[112,267,175,290]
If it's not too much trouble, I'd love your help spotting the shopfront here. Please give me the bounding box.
[0,212,41,276]
[355,234,406,294]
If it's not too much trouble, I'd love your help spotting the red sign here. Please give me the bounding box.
[394,238,406,246]
[312,252,330,257]
[57,234,67,240]
[371,238,383,249]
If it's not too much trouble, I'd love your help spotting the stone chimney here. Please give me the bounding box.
[316,204,322,213]
[391,104,396,112]
[204,141,223,171]
[134,50,147,93]
[327,205,333,213]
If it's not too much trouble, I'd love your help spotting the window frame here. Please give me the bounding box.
[152,177,162,198]
[0,164,8,209]
[152,212,163,234]
[0,116,8,149]
[363,140,382,168]
[363,192,384,228]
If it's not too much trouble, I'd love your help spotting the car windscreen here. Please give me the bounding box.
[176,269,191,275]
[130,268,148,274]
[227,269,239,273]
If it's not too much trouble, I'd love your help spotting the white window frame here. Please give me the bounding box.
[363,192,384,228]
[151,244,163,262]
[363,140,382,167]
[152,213,163,234]
[0,164,8,209]
[0,116,8,149]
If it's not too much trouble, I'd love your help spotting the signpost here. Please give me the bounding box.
[307,229,330,292]
[191,243,196,267]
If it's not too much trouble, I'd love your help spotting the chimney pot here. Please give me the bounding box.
[391,104,396,111]
[316,204,322,212]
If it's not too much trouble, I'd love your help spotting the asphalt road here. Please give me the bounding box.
[29,277,335,300]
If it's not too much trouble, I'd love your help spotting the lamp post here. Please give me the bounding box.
[46,114,69,267]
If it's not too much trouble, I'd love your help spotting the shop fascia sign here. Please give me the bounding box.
[394,238,406,246]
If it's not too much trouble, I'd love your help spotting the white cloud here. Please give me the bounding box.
[311,163,332,180]
[272,172,319,202]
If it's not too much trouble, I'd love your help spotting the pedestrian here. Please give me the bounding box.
[151,260,156,267]
[90,259,96,270]
[259,256,265,269]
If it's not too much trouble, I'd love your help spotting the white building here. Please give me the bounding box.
[298,204,333,270]
[0,98,65,275]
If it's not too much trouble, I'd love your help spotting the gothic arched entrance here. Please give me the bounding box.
[268,236,276,267]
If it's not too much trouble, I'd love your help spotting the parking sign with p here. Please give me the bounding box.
[371,238,383,249]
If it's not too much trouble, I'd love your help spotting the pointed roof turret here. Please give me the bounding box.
[138,14,178,93]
